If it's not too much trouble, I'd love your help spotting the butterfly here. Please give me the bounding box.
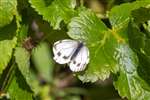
[53,39,90,72]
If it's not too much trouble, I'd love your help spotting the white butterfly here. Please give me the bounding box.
[53,39,90,72]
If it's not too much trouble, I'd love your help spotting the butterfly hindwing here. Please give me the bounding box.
[53,39,78,64]
[69,46,89,72]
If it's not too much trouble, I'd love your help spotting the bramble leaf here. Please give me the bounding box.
[29,0,77,29]
[68,10,119,82]
[68,8,150,100]
[15,47,30,77]
[0,37,17,74]
[109,1,150,29]
[131,7,150,24]
[31,42,54,82]
[15,47,41,94]
[114,44,150,100]
[0,0,17,27]
[0,20,17,41]
[127,22,145,51]
[14,47,31,82]
[7,66,33,100]
[127,19,150,90]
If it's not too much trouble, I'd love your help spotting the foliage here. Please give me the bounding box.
[0,0,150,100]
[68,10,119,82]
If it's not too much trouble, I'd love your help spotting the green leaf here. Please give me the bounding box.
[14,48,41,94]
[109,1,150,29]
[111,2,150,100]
[68,10,108,44]
[144,39,150,56]
[17,25,28,46]
[14,47,31,83]
[68,10,119,82]
[15,48,30,74]
[137,53,150,86]
[128,21,150,57]
[127,20,150,88]
[31,42,54,82]
[131,7,150,24]
[0,19,17,41]
[36,21,70,44]
[115,44,138,74]
[7,66,33,100]
[0,0,17,27]
[0,37,17,74]
[127,22,145,51]
[114,44,150,100]
[29,0,77,29]
[137,0,150,1]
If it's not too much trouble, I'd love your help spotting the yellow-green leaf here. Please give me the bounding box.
[0,0,17,27]
[0,37,17,74]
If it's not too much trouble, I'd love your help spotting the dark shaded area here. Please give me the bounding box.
[137,53,150,87]
[127,21,145,51]
[0,19,17,41]
[131,7,150,24]
[15,67,33,93]
[128,7,150,90]
[0,58,15,91]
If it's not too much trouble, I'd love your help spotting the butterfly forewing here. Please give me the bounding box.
[69,45,89,72]
[53,39,79,64]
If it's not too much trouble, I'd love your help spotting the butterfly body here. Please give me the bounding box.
[70,42,83,60]
[53,39,89,72]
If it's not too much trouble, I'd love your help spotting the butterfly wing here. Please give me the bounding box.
[53,39,79,64]
[69,46,90,72]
